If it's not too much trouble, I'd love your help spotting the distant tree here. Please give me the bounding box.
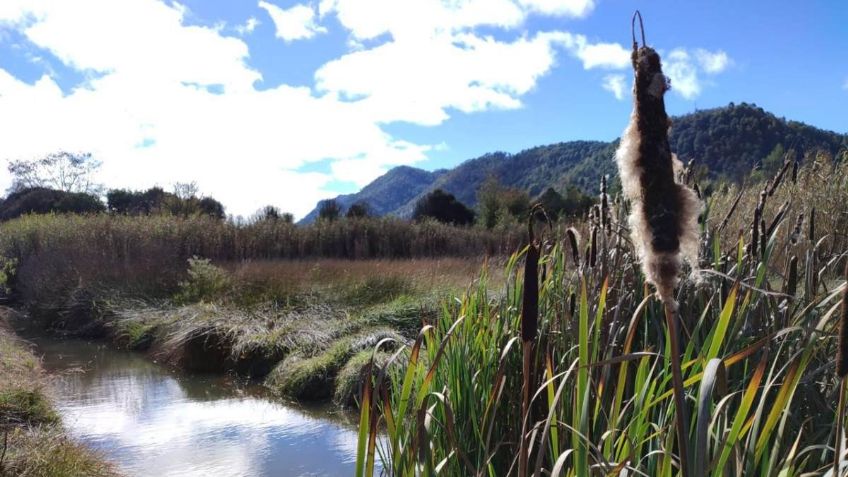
[198,197,225,220]
[7,151,103,194]
[258,205,281,221]
[318,199,342,221]
[476,175,502,229]
[0,187,105,221]
[345,201,371,219]
[561,185,594,217]
[534,188,566,220]
[476,175,530,228]
[281,212,294,224]
[413,189,475,225]
[106,185,224,219]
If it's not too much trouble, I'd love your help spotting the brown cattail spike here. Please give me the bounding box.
[521,241,540,342]
[837,261,848,377]
[785,255,798,297]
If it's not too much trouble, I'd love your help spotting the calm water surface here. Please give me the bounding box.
[30,337,369,477]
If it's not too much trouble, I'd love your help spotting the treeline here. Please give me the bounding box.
[315,175,595,229]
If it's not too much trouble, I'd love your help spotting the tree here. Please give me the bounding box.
[413,189,475,225]
[346,201,371,219]
[0,187,105,221]
[476,175,530,228]
[318,199,342,221]
[7,151,103,194]
[198,197,225,220]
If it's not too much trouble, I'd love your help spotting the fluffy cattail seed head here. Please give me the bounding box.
[614,38,700,303]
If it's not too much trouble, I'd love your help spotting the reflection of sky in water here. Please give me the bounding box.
[37,339,372,477]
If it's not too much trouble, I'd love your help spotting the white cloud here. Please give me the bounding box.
[258,1,326,42]
[235,17,260,36]
[518,0,595,18]
[0,0,734,217]
[695,48,731,74]
[664,49,701,99]
[316,32,573,125]
[602,74,626,100]
[0,0,425,218]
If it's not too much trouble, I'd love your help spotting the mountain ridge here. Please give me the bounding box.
[301,103,846,223]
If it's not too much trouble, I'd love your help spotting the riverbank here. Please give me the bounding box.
[1,256,492,406]
[0,309,117,476]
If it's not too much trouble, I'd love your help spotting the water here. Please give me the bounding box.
[30,337,369,477]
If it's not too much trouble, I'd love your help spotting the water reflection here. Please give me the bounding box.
[33,338,368,477]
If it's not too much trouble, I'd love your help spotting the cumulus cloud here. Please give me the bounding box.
[602,74,626,100]
[0,0,734,216]
[235,17,260,36]
[259,1,326,42]
[695,48,731,74]
[518,0,595,18]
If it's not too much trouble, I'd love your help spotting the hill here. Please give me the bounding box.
[302,103,846,222]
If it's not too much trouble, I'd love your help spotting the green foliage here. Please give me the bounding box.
[309,104,845,222]
[476,175,530,228]
[0,256,17,296]
[412,189,475,225]
[355,156,848,476]
[106,186,225,219]
[318,199,342,221]
[174,257,231,304]
[346,201,372,219]
[0,187,105,221]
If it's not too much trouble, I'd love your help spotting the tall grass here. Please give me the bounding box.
[355,154,848,476]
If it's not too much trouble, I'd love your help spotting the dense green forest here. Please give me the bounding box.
[303,102,846,222]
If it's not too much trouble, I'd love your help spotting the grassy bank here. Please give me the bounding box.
[0,246,489,404]
[0,310,116,476]
[353,154,848,475]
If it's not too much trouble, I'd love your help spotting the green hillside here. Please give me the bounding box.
[303,103,846,221]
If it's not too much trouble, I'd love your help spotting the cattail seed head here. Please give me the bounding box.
[521,242,540,342]
[589,225,598,268]
[565,227,581,267]
[785,255,798,297]
[614,40,700,303]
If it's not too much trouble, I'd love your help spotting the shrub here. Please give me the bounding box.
[174,257,231,304]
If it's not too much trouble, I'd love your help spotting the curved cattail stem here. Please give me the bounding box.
[751,206,761,258]
[631,10,646,49]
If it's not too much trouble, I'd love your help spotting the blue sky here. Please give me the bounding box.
[0,0,845,218]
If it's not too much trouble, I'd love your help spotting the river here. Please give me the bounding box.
[30,336,372,477]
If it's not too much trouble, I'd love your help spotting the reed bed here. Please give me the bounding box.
[353,111,848,477]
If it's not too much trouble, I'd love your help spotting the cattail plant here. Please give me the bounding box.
[614,12,699,475]
[518,210,541,477]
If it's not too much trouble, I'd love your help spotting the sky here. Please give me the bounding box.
[0,0,845,219]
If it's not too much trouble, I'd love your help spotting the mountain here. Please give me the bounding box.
[300,166,446,223]
[302,103,846,222]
